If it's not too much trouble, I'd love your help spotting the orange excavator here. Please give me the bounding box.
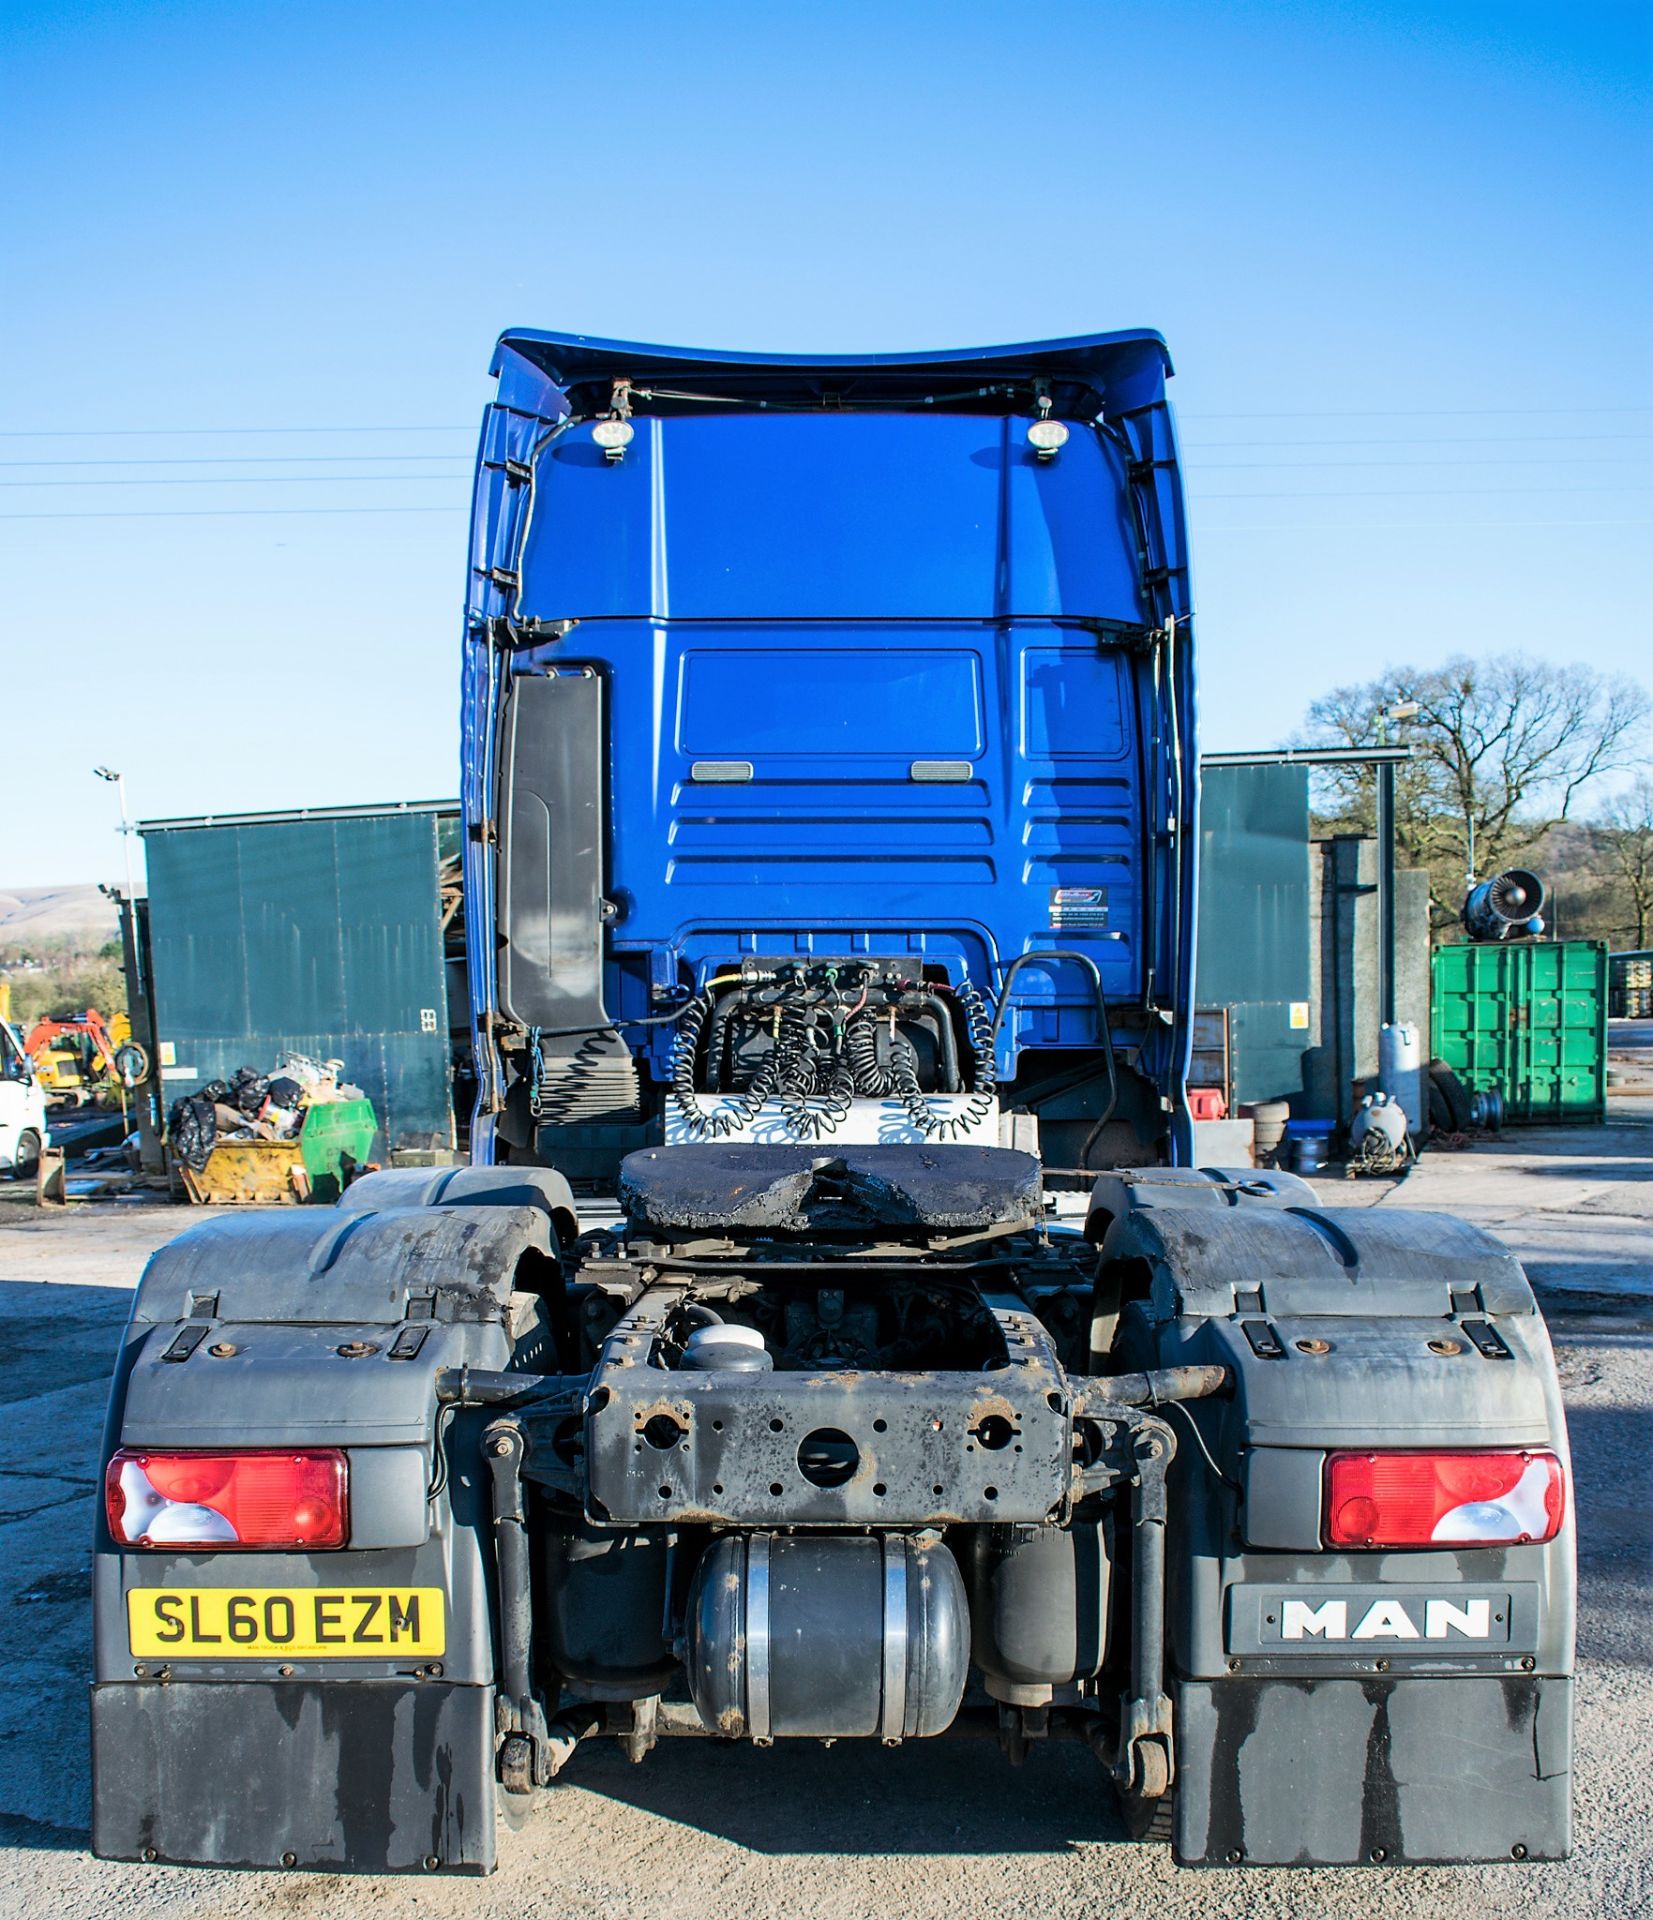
[22,1008,140,1106]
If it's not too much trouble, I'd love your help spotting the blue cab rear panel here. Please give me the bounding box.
[462,334,1197,1170]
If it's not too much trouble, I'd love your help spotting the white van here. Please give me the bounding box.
[0,1020,49,1178]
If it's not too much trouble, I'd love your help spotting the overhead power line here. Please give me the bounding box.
[0,452,480,470]
[1201,517,1653,532]
[2,404,1651,441]
[1182,404,1653,420]
[0,472,470,490]
[1181,431,1653,449]
[0,423,473,439]
[0,504,465,521]
[1187,455,1651,472]
[1196,483,1650,500]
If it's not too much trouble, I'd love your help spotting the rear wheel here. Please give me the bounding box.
[496,1783,536,1832]
[1114,1736,1175,1843]
[1118,1787,1176,1843]
[10,1130,40,1181]
[1429,1061,1473,1132]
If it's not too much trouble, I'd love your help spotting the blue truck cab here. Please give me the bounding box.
[461,332,1197,1183]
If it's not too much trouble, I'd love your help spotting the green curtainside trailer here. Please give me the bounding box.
[1431,939,1607,1124]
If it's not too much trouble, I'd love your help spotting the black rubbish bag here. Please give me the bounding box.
[230,1066,271,1117]
[169,1095,218,1172]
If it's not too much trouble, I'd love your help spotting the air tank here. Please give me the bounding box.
[1379,1021,1425,1139]
[541,1520,677,1698]
[684,1531,969,1741]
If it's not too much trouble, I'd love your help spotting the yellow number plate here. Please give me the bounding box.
[127,1587,446,1659]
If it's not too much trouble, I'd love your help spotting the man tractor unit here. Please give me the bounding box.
[92,332,1574,1872]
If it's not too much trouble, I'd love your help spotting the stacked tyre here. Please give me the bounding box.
[1246,1099,1291,1166]
[1427,1059,1480,1135]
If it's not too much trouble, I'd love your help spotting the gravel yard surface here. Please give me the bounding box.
[2,1125,1648,1920]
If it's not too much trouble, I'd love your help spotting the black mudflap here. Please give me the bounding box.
[1173,1675,1571,1866]
[91,1680,496,1874]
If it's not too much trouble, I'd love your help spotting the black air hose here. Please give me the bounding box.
[701,978,749,1091]
[774,1003,853,1139]
[669,993,781,1138]
[991,950,1119,1169]
[900,988,961,1091]
[845,1010,896,1094]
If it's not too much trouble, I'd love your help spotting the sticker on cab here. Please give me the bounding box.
[127,1586,445,1658]
[1048,886,1109,930]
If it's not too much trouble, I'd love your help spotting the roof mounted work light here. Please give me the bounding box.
[592,417,635,460]
[1027,418,1070,458]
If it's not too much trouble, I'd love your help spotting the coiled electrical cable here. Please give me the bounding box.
[670,970,1003,1145]
[883,976,998,1141]
[845,1009,896,1095]
[669,993,781,1139]
[774,1003,854,1139]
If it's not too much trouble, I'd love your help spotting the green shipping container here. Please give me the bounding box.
[1430,940,1607,1124]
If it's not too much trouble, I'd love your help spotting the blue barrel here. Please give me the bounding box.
[1282,1118,1336,1171]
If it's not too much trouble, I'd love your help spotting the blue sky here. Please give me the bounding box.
[3,0,1649,887]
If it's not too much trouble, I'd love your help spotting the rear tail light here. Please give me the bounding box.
[106,1449,348,1550]
[1325,1449,1564,1548]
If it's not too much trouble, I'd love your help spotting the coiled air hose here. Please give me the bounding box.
[887,976,998,1141]
[670,972,1004,1144]
[774,1002,854,1139]
[845,1009,896,1095]
[669,992,781,1139]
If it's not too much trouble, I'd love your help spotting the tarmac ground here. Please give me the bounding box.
[1,1109,1649,1920]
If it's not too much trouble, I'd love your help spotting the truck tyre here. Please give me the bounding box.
[1429,1059,1473,1132]
[1117,1784,1176,1844]
[10,1129,40,1180]
[496,1783,535,1833]
[1114,1740,1176,1842]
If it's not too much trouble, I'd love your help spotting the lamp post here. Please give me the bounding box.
[1371,702,1418,1030]
[93,766,137,905]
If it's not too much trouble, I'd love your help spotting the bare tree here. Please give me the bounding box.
[1602,778,1653,949]
[1301,654,1649,923]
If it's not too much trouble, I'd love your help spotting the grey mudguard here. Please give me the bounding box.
[336,1162,580,1251]
[128,1193,562,1327]
[92,1193,558,1874]
[1100,1190,1575,1865]
[1086,1163,1316,1231]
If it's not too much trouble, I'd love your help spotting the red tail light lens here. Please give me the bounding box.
[1325,1450,1564,1548]
[106,1449,348,1550]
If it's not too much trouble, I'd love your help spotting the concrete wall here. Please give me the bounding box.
[1303,835,1431,1127]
